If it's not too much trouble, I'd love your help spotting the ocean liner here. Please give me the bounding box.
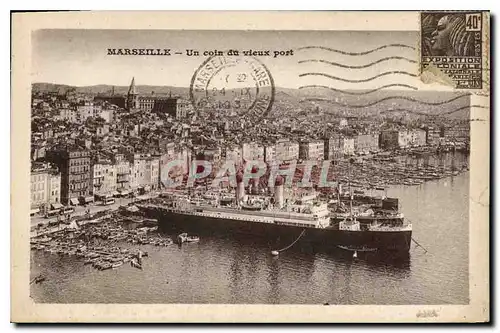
[138,175,412,252]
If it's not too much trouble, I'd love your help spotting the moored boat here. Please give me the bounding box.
[186,236,200,243]
[177,233,188,243]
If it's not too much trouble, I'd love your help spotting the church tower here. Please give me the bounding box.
[126,77,139,111]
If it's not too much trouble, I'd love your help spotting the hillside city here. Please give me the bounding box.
[30,78,470,218]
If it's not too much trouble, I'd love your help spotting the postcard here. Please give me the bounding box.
[11,11,490,323]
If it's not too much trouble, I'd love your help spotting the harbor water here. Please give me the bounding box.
[30,154,469,305]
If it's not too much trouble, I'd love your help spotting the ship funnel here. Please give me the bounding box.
[250,178,260,195]
[250,166,260,194]
[274,176,284,209]
[236,171,245,203]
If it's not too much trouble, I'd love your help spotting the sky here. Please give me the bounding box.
[32,29,426,90]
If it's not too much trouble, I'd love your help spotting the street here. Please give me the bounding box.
[30,192,160,228]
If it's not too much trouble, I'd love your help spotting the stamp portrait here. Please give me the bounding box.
[11,11,490,323]
[421,12,484,89]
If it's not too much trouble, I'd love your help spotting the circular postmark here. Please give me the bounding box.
[190,55,275,124]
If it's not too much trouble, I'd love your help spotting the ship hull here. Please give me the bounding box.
[140,207,412,252]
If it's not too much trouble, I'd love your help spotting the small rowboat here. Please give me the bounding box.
[337,245,377,252]
[186,236,200,243]
[130,259,142,270]
[112,262,124,269]
[177,233,188,243]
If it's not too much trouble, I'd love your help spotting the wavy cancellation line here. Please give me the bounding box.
[299,71,417,83]
[298,57,417,69]
[299,84,418,95]
[297,44,416,56]
[316,105,486,117]
[301,94,471,108]
[378,105,488,116]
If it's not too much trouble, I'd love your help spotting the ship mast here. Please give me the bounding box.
[348,158,353,219]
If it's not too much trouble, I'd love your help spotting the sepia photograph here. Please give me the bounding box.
[11,11,490,322]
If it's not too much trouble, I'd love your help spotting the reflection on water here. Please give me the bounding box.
[31,153,469,305]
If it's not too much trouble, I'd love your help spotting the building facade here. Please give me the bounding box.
[115,153,131,191]
[223,146,243,165]
[130,154,160,192]
[324,135,343,162]
[408,129,427,147]
[354,133,379,154]
[125,77,187,119]
[380,130,401,150]
[77,102,102,122]
[91,159,117,197]
[46,148,92,205]
[58,108,77,123]
[425,126,442,146]
[30,163,61,212]
[268,139,299,163]
[299,140,325,160]
[340,137,355,155]
[443,123,470,143]
[242,142,265,161]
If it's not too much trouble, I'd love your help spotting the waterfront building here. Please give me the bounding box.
[354,133,380,154]
[264,144,276,164]
[380,130,406,150]
[443,123,470,144]
[408,129,427,147]
[130,154,160,193]
[324,135,343,162]
[425,126,442,146]
[299,140,325,160]
[380,129,426,149]
[46,147,92,205]
[115,153,131,191]
[340,137,355,155]
[242,142,265,161]
[91,158,117,197]
[266,139,299,163]
[30,162,61,214]
[223,145,243,165]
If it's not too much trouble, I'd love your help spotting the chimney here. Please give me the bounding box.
[250,166,259,194]
[235,171,245,203]
[274,175,284,209]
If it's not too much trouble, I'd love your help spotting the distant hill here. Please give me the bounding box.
[32,82,471,119]
[32,82,189,97]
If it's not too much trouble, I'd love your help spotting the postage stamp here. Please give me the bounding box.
[190,55,275,124]
[11,11,490,323]
[421,11,484,89]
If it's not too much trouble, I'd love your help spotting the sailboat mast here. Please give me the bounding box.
[348,159,353,218]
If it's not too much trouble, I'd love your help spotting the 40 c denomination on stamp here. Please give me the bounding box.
[421,11,484,89]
